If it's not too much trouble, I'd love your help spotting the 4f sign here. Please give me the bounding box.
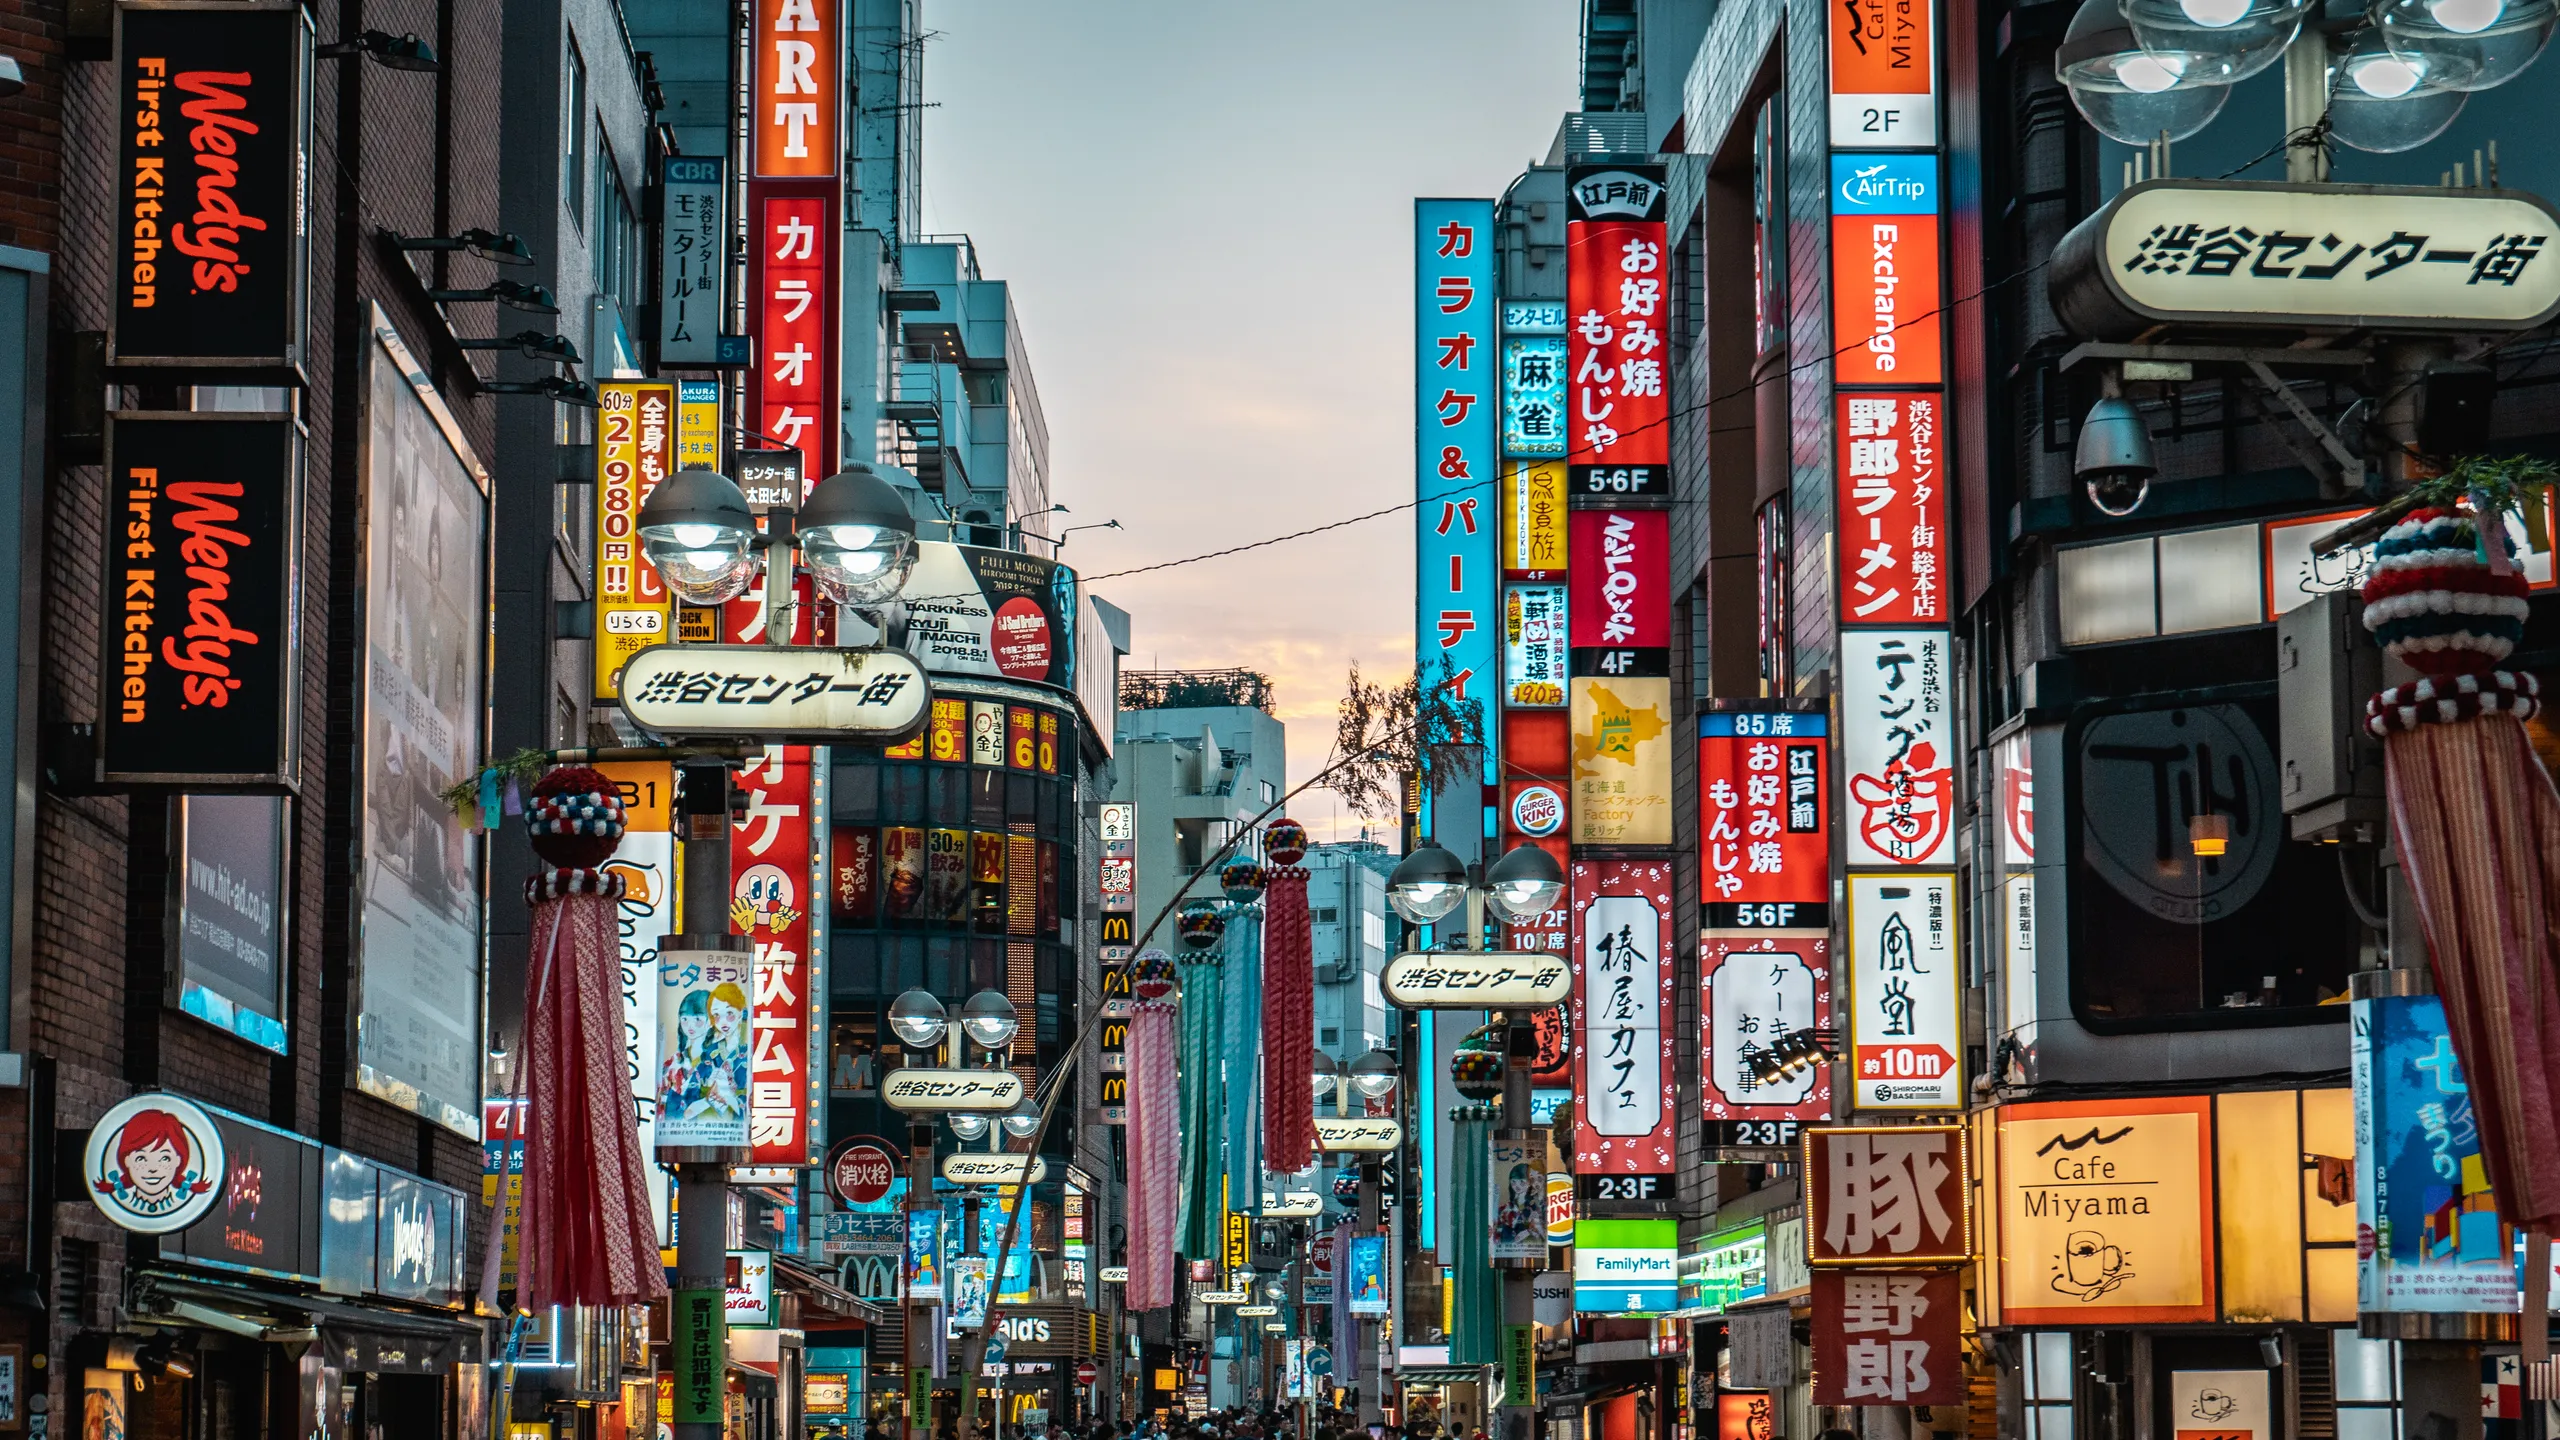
[752,0,838,178]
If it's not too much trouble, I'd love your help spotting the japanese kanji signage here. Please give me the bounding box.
[879,1069,1025,1113]
[595,381,676,700]
[1503,584,1568,707]
[1697,708,1831,930]
[658,157,727,366]
[1416,200,1501,773]
[749,0,837,178]
[1572,862,1676,1177]
[1844,874,1962,1110]
[616,645,930,741]
[1830,155,1943,387]
[2054,181,2560,341]
[1503,336,1568,458]
[733,746,819,1165]
[1569,508,1671,846]
[1835,392,1947,626]
[1809,1271,1963,1405]
[1803,1126,1968,1264]
[1841,628,1954,866]
[1568,509,1669,652]
[1565,166,1670,488]
[747,185,838,485]
[1700,935,1833,1127]
[1381,951,1572,1008]
[1312,1116,1402,1153]
[1827,0,1937,148]
[1501,461,1567,576]
[1996,1096,2216,1325]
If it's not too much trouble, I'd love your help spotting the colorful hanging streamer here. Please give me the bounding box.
[1125,986,1183,1311]
[1261,866,1315,1173]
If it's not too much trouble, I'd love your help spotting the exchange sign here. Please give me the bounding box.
[618,644,930,742]
[1382,951,1572,1008]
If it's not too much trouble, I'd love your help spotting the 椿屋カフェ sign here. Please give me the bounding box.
[2052,180,2560,340]
[616,644,930,742]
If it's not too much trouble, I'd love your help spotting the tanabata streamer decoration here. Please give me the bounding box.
[2360,499,2560,1229]
[1221,856,1266,905]
[1176,942,1226,1260]
[1125,952,1183,1311]
[1177,898,1227,957]
[1449,1104,1502,1364]
[492,767,668,1311]
[1452,1022,1506,1102]
[1261,820,1315,1173]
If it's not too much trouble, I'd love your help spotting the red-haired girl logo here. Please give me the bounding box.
[83,1093,225,1234]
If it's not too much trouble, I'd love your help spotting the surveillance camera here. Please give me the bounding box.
[2084,471,2151,517]
[2076,394,2158,517]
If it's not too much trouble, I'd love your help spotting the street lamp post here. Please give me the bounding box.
[1386,841,1567,1440]
[1319,1048,1400,1429]
[669,758,748,1440]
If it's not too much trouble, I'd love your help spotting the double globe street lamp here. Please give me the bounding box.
[637,460,922,634]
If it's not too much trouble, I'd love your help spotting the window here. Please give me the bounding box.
[2020,1332,2072,1440]
[1320,1027,1340,1047]
[1363,912,1386,954]
[562,36,587,230]
[1757,496,1792,692]
[2334,1332,2400,1440]
[1311,907,1340,925]
[1261,780,1277,804]
[2057,523,2262,646]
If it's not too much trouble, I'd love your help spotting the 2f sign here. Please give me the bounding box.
[752,0,838,178]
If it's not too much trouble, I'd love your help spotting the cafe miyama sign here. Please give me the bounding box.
[2052,180,2560,339]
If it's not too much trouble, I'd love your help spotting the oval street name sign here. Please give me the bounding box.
[1259,1192,1324,1217]
[1314,1115,1403,1153]
[879,1068,1025,1114]
[618,643,931,742]
[1383,950,1572,1009]
[942,1153,1049,1186]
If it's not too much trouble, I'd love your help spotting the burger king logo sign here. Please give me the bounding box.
[1510,784,1564,838]
[85,1093,225,1233]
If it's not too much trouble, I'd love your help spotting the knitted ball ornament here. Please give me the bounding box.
[1264,819,1309,868]
[1220,856,1267,905]
[1177,898,1227,954]
[525,766,628,870]
[1451,1023,1506,1101]
[2360,506,2530,677]
[1132,948,1181,1001]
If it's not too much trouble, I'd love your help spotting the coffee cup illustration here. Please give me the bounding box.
[2052,1229,2134,1300]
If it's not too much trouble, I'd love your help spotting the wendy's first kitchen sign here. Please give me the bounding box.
[111,1,312,378]
[98,412,303,787]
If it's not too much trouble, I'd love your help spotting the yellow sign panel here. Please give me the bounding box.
[677,379,720,470]
[594,381,678,699]
[1501,462,1567,574]
[1997,1096,2216,1326]
[1569,675,1672,845]
[593,761,675,831]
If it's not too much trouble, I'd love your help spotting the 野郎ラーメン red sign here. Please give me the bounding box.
[1572,861,1676,1177]
[85,1092,226,1233]
[1835,392,1948,627]
[1564,166,1670,490]
[1802,1125,1969,1265]
[99,412,302,786]
[112,1,312,376]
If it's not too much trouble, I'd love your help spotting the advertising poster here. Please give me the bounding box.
[2353,990,2515,1312]
[841,544,1081,690]
[1347,1235,1389,1316]
[355,316,488,1137]
[731,746,819,1165]
[906,1210,944,1301]
[882,827,926,919]
[1829,155,1942,387]
[1809,1271,1963,1405]
[1571,862,1676,1177]
[1700,936,1834,1130]
[655,950,751,1150]
[172,795,290,1054]
[1998,1097,2216,1325]
[1839,628,1955,866]
[1844,874,1964,1110]
[1490,1136,1545,1262]
[1834,391,1948,627]
[949,1255,990,1328]
[1414,198,1501,780]
[1697,708,1830,930]
[593,381,676,699]
[597,761,676,1241]
[1573,1217,1677,1313]
[1564,166,1670,488]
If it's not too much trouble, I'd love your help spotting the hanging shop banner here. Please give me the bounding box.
[354,313,489,1137]
[2052,182,2560,342]
[1572,862,1676,1179]
[1809,1270,1964,1406]
[655,949,752,1150]
[1803,1125,1968,1265]
[1568,507,1670,845]
[1840,627,1954,866]
[906,1210,944,1301]
[1996,1096,2217,1325]
[659,156,727,366]
[1834,391,1948,627]
[1844,874,1964,1110]
[749,0,838,178]
[1346,1235,1390,1316]
[111,0,313,376]
[594,381,677,700]
[838,542,1081,690]
[597,762,677,1242]
[1827,0,1937,148]
[1573,1216,1677,1313]
[1502,584,1568,709]
[2353,989,2515,1312]
[1699,935,1833,1134]
[746,183,839,482]
[1502,338,1568,459]
[1570,677,1673,846]
[1564,166,1670,491]
[1501,461,1567,577]
[1415,198,1501,752]
[98,413,302,786]
[616,645,929,743]
[1490,1135,1545,1263]
[1697,707,1830,931]
[732,747,818,1165]
[1829,155,1942,388]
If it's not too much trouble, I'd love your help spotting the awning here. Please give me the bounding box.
[135,1271,486,1374]
[1396,1365,1492,1387]
[775,1255,890,1324]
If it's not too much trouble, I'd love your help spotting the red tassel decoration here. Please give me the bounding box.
[1261,819,1315,1173]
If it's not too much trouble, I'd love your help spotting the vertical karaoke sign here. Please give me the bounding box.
[745,0,840,485]
[1416,199,1501,841]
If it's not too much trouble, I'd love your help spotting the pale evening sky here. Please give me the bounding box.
[921,1,1582,839]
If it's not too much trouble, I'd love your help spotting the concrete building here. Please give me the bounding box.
[1108,672,1288,928]
[1306,841,1397,1061]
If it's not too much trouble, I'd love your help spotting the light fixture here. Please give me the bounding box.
[887,989,950,1049]
[0,55,24,100]
[2189,811,2232,857]
[2330,29,2472,150]
[2121,0,2308,82]
[1385,842,1467,926]
[1749,1027,1841,1088]
[1000,1105,1042,1140]
[427,279,559,314]
[798,463,920,606]
[636,467,760,605]
[2378,0,2555,89]
[2077,393,2159,517]
[948,1112,990,1142]
[482,375,598,408]
[393,227,535,266]
[2056,0,2233,143]
[1483,842,1567,922]
[959,990,1021,1051]
[317,29,439,71]
[458,330,582,365]
[1054,518,1124,549]
[1348,1048,1400,1101]
[1310,1050,1340,1103]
